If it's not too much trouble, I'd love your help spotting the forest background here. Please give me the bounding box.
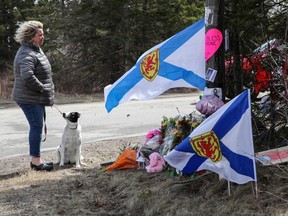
[0,0,287,151]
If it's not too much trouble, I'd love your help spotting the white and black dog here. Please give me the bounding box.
[57,112,86,168]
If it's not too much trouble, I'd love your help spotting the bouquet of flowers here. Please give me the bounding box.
[160,113,203,156]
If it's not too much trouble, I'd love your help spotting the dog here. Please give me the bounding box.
[57,112,86,168]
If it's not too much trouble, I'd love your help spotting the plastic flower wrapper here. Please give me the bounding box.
[189,112,204,130]
[160,133,176,156]
[145,129,162,141]
[106,147,137,171]
[139,130,164,164]
[160,113,204,156]
[196,94,224,116]
[160,116,176,138]
[174,115,193,140]
[160,112,206,176]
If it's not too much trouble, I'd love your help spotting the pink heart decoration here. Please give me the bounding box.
[205,28,223,62]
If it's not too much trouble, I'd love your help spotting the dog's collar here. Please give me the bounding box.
[68,125,78,130]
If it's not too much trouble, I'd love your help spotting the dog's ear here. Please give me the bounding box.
[77,112,81,118]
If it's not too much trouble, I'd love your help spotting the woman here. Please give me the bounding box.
[12,21,54,171]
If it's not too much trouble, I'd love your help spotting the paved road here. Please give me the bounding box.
[0,93,200,159]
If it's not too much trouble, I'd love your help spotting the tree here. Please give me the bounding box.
[42,0,204,93]
[224,0,287,98]
[0,0,36,99]
[224,0,288,150]
[0,0,35,73]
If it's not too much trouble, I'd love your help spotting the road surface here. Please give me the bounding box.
[0,93,200,159]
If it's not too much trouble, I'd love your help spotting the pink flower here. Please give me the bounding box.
[145,130,162,141]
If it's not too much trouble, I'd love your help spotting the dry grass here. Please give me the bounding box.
[0,137,288,216]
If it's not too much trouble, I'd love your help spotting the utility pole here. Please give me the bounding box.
[204,0,225,101]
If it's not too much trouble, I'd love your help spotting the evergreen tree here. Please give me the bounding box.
[0,0,35,73]
[43,0,204,93]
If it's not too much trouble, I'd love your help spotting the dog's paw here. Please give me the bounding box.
[59,162,64,167]
[80,161,87,166]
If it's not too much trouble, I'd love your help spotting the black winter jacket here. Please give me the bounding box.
[12,42,54,106]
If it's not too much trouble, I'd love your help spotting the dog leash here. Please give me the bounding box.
[53,104,63,115]
[42,105,63,142]
[43,107,47,142]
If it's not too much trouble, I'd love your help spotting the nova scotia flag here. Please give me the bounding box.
[164,90,257,184]
[104,19,205,112]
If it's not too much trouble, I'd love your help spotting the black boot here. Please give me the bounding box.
[30,162,53,171]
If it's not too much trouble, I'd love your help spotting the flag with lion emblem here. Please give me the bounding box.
[164,90,257,184]
[104,18,205,112]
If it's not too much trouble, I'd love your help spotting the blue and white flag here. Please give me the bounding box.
[164,90,257,184]
[104,19,205,112]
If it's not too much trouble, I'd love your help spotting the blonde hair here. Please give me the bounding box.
[14,21,43,44]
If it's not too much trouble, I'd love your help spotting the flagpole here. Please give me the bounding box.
[248,89,258,199]
[219,175,231,196]
[228,180,231,196]
[254,181,258,199]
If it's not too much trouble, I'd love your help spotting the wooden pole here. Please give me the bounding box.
[205,0,225,101]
